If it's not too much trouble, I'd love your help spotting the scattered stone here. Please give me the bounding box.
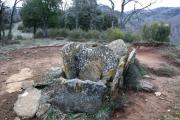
[14,117,21,120]
[155,92,162,97]
[14,88,41,119]
[36,103,50,118]
[139,80,156,92]
[143,75,151,79]
[79,61,102,81]
[106,39,128,59]
[22,80,34,89]
[51,79,107,113]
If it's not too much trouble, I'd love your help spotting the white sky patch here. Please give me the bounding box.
[3,0,180,11]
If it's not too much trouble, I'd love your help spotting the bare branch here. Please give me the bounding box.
[123,2,152,25]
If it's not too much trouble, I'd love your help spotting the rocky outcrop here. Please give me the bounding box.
[51,79,107,113]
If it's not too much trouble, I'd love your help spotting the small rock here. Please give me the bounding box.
[14,117,21,120]
[22,80,34,89]
[36,103,50,118]
[143,75,151,79]
[145,99,148,102]
[155,92,162,97]
[139,80,156,92]
[14,88,41,119]
[167,109,171,112]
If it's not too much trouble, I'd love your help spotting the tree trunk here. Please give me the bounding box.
[42,19,48,38]
[120,0,125,29]
[0,3,2,45]
[8,0,18,40]
[33,25,37,38]
[75,17,79,29]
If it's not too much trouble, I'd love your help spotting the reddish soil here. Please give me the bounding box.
[0,46,63,120]
[0,46,179,120]
[113,47,180,120]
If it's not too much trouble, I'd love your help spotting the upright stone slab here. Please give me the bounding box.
[51,79,107,113]
[106,39,128,59]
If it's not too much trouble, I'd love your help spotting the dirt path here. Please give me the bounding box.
[0,46,179,120]
[113,47,180,120]
[0,46,63,120]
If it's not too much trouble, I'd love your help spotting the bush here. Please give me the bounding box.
[15,35,24,40]
[17,24,23,31]
[175,59,180,66]
[84,30,100,39]
[48,28,70,38]
[123,32,141,43]
[142,22,170,42]
[68,29,85,40]
[106,28,125,41]
[18,24,33,33]
[155,65,178,77]
[34,29,43,38]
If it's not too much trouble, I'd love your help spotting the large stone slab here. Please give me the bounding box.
[106,39,128,59]
[62,42,118,81]
[14,88,41,119]
[51,79,107,113]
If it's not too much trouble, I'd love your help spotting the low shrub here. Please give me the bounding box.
[155,65,178,77]
[175,59,180,66]
[17,24,23,31]
[84,30,100,39]
[34,29,43,38]
[123,32,142,43]
[106,28,125,41]
[18,24,33,33]
[15,35,24,40]
[68,29,85,41]
[48,28,70,38]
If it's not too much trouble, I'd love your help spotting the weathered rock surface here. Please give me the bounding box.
[51,79,107,113]
[79,61,102,81]
[139,80,156,92]
[61,43,82,79]
[106,39,128,59]
[36,103,50,118]
[62,42,118,81]
[47,67,63,80]
[14,88,41,119]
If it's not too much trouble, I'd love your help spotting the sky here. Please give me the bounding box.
[4,0,180,11]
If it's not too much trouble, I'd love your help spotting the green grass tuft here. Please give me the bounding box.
[155,65,178,77]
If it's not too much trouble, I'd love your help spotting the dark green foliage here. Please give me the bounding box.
[105,28,124,41]
[46,109,59,120]
[123,32,141,43]
[34,29,43,38]
[142,22,170,42]
[48,29,70,38]
[21,0,62,37]
[15,35,24,40]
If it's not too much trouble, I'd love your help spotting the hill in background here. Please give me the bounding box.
[98,5,180,44]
